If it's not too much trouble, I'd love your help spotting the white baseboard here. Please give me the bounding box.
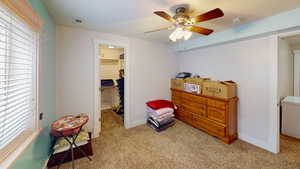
[125,119,146,129]
[43,157,50,169]
[92,127,100,139]
[92,118,146,137]
[238,133,275,153]
[92,132,99,139]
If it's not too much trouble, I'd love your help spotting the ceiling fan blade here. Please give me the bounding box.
[144,26,175,34]
[187,26,213,35]
[154,11,174,22]
[193,8,224,23]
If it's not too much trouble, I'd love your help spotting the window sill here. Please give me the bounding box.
[0,128,42,169]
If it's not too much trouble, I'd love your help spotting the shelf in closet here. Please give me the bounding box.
[100,58,120,63]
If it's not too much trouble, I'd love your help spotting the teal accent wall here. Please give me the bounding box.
[10,0,56,169]
[172,7,300,52]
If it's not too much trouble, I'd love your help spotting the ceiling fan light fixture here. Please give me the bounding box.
[190,18,196,24]
[169,28,178,42]
[176,28,184,39]
[169,27,192,42]
[183,30,192,40]
[153,7,224,42]
[169,33,177,42]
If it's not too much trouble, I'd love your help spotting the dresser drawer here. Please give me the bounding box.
[194,116,226,137]
[176,110,192,123]
[182,99,205,108]
[175,106,183,115]
[181,92,207,104]
[172,97,181,106]
[171,88,238,144]
[207,106,226,124]
[175,109,184,120]
[208,99,226,109]
[182,102,207,117]
[172,90,182,97]
[172,94,181,101]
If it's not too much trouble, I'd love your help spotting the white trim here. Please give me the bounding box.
[35,32,40,130]
[277,30,300,39]
[268,35,280,154]
[92,39,100,138]
[269,29,300,154]
[0,129,41,169]
[92,39,131,138]
[123,44,131,129]
[42,157,49,169]
[294,50,300,96]
[239,133,274,152]
[126,119,147,129]
[267,29,300,154]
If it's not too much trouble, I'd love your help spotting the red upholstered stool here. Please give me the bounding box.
[51,114,92,169]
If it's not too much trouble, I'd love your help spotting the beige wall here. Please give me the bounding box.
[176,36,277,152]
[278,39,294,101]
[56,25,177,129]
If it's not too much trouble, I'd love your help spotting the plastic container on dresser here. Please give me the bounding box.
[171,88,238,144]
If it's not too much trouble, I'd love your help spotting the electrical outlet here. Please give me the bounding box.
[39,112,43,120]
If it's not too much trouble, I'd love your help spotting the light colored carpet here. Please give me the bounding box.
[52,110,300,169]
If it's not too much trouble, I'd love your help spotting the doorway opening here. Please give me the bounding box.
[277,34,300,153]
[92,39,130,138]
[99,44,125,129]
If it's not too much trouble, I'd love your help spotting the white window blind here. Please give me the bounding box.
[0,3,37,153]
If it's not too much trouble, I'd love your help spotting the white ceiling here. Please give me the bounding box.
[44,0,300,43]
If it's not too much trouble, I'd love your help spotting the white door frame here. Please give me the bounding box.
[270,29,300,153]
[92,39,130,138]
[268,35,279,153]
[293,50,300,96]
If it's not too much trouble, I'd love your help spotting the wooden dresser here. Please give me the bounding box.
[171,88,238,144]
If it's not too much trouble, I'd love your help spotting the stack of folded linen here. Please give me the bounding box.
[146,100,175,132]
[52,128,90,154]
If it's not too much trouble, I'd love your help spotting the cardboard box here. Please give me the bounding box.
[171,78,185,90]
[184,78,210,94]
[202,80,237,99]
[184,83,200,94]
[185,78,210,85]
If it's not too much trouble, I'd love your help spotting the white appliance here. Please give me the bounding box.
[282,96,300,139]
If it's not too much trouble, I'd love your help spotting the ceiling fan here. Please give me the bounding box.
[146,6,224,42]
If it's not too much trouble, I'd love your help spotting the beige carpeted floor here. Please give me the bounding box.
[52,110,300,169]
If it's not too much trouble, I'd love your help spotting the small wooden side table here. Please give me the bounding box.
[51,114,92,169]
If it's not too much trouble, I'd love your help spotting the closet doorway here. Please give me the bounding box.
[92,39,130,138]
[99,45,125,128]
[275,34,300,153]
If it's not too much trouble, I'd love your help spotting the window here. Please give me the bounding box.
[0,3,38,160]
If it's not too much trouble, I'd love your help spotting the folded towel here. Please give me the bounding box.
[149,112,174,121]
[146,106,174,117]
[53,129,89,150]
[146,100,175,110]
[148,117,160,128]
[53,141,88,154]
[147,120,175,132]
[148,117,174,127]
